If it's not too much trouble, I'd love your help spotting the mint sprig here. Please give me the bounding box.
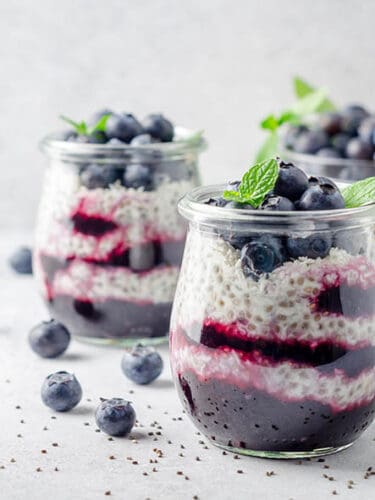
[223,159,279,208]
[60,114,110,136]
[256,77,336,162]
[341,177,375,208]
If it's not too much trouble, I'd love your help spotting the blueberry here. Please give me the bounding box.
[9,246,33,274]
[283,124,308,149]
[260,195,295,211]
[226,180,241,191]
[128,243,155,272]
[121,345,163,385]
[130,133,157,146]
[331,133,351,157]
[297,177,345,210]
[123,164,152,190]
[72,131,108,144]
[334,229,369,255]
[205,197,228,207]
[346,138,373,160]
[80,164,118,189]
[142,114,174,142]
[287,233,332,260]
[95,398,136,437]
[41,371,82,412]
[294,129,329,154]
[240,235,287,280]
[29,320,71,358]
[316,147,342,158]
[273,160,309,201]
[318,112,342,136]
[107,138,126,145]
[358,116,375,144]
[87,108,113,127]
[340,104,369,136]
[106,113,143,143]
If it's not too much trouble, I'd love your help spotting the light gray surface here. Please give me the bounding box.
[1,0,375,230]
[1,233,375,500]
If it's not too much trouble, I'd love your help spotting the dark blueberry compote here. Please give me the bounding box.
[170,158,375,458]
[34,110,205,345]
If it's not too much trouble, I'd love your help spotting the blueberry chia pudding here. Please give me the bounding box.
[170,158,375,457]
[34,110,205,344]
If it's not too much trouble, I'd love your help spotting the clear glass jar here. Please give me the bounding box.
[34,128,206,346]
[170,185,375,458]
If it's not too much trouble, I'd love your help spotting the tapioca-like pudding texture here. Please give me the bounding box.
[170,158,375,456]
[35,111,205,343]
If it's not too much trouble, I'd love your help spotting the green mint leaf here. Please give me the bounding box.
[291,89,328,116]
[293,76,336,112]
[60,115,88,135]
[255,132,279,163]
[88,114,111,134]
[341,177,375,208]
[261,115,279,131]
[223,158,279,208]
[185,129,204,146]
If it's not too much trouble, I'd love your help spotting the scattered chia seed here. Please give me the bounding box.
[104,491,111,496]
[54,467,59,472]
[177,471,183,475]
[109,455,116,460]
[332,491,338,496]
[143,472,148,476]
[36,467,42,472]
[15,405,21,409]
[10,458,16,463]
[41,450,47,454]
[132,461,138,465]
[266,471,275,477]
[237,470,243,474]
[52,443,58,447]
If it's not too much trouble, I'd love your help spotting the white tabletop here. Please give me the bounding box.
[1,232,374,500]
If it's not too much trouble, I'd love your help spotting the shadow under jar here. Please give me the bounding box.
[34,129,205,346]
[170,185,375,458]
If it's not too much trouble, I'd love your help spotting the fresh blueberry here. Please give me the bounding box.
[334,229,369,255]
[106,113,143,143]
[128,243,156,272]
[346,138,373,160]
[29,320,71,358]
[9,246,33,274]
[273,160,309,201]
[107,138,126,145]
[287,233,332,260]
[283,124,308,149]
[121,345,163,385]
[331,133,351,157]
[297,176,345,210]
[142,114,174,142]
[358,116,375,145]
[130,134,157,146]
[294,129,329,154]
[226,180,241,191]
[41,371,82,412]
[240,235,287,280]
[318,112,342,136]
[260,195,295,211]
[205,197,228,207]
[340,104,369,136]
[123,164,152,190]
[80,164,118,189]
[316,147,342,158]
[95,398,136,437]
[87,108,113,127]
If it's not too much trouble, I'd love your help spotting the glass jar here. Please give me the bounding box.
[170,185,375,458]
[34,128,206,346]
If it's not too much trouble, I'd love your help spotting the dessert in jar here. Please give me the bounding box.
[170,158,375,458]
[34,110,206,345]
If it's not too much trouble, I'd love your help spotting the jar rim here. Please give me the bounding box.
[40,126,207,162]
[178,184,375,226]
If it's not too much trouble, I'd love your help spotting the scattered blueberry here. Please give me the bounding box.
[142,114,174,142]
[240,235,287,280]
[298,176,345,210]
[340,104,369,136]
[106,113,143,143]
[29,320,71,358]
[294,129,329,154]
[273,160,309,201]
[121,345,163,385]
[358,116,375,145]
[130,134,157,146]
[41,371,82,412]
[346,138,373,160]
[9,246,33,275]
[123,164,152,190]
[260,195,295,211]
[80,164,119,189]
[95,398,136,437]
[331,132,351,157]
[287,233,332,259]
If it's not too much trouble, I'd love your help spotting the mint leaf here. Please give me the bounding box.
[341,177,375,208]
[293,76,336,112]
[88,114,111,134]
[291,89,329,116]
[185,129,205,146]
[60,115,88,135]
[223,159,279,208]
[255,132,279,163]
[261,115,279,131]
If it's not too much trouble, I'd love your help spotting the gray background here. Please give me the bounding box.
[1,0,374,231]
